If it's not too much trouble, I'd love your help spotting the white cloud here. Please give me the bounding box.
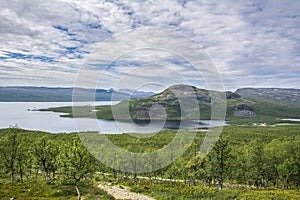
[0,0,299,91]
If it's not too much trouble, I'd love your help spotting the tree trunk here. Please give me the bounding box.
[218,182,223,190]
[75,185,81,200]
[46,171,49,183]
[11,171,14,184]
[52,170,56,180]
[29,165,32,179]
[133,173,137,182]
[19,166,23,183]
[286,179,290,189]
[218,176,223,190]
[10,161,15,184]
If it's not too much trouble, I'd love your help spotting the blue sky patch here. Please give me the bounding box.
[53,25,68,32]
[2,51,57,63]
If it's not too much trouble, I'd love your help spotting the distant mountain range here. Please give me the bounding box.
[1,85,300,124]
[38,84,300,124]
[0,86,154,102]
[235,88,300,106]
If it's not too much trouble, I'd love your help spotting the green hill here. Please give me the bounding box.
[41,84,300,124]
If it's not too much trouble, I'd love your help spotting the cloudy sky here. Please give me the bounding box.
[0,0,299,92]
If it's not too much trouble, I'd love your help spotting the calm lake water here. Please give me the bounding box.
[281,118,300,122]
[0,102,225,134]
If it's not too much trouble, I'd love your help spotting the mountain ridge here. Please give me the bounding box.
[235,87,300,107]
[0,86,154,102]
[38,84,300,124]
[126,85,300,122]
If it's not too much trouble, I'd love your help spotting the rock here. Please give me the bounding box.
[234,104,257,118]
[234,110,257,118]
[226,92,241,99]
[236,104,251,111]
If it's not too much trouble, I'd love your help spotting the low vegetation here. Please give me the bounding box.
[0,125,299,199]
[0,179,112,200]
[126,179,300,200]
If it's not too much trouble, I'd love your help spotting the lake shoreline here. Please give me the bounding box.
[0,102,225,134]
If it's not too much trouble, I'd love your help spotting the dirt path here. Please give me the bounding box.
[98,182,154,200]
[99,173,255,189]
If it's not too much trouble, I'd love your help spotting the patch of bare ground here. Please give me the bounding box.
[98,182,154,200]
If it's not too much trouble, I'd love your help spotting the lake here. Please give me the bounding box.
[281,118,300,122]
[0,102,225,134]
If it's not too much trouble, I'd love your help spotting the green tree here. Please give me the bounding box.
[15,140,31,182]
[186,153,207,185]
[33,136,59,183]
[206,139,230,190]
[0,128,20,183]
[59,137,96,200]
[290,138,300,189]
[276,139,299,189]
[264,138,299,189]
[226,145,246,184]
[165,157,185,185]
[246,139,268,188]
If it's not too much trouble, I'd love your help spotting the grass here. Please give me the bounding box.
[126,179,300,200]
[0,179,114,200]
[226,100,300,125]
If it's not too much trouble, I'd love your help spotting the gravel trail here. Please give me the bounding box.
[98,182,154,200]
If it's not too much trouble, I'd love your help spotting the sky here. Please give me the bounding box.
[0,0,299,92]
